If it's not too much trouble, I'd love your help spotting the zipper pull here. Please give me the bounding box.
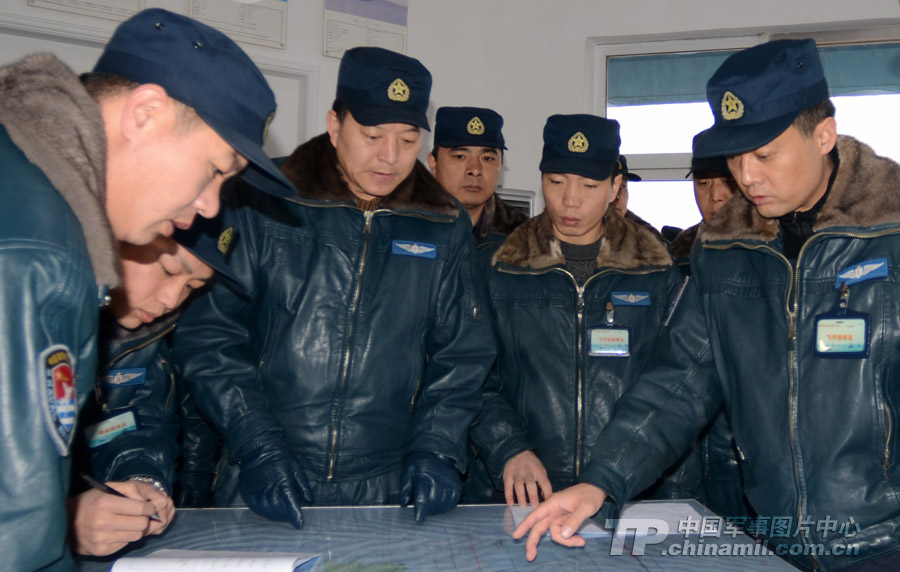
[605,301,614,325]
[787,310,797,350]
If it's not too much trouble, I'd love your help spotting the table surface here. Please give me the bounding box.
[77,501,798,571]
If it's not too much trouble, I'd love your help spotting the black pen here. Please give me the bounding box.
[80,472,162,522]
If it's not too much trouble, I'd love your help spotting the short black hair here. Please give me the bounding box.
[332,99,350,122]
[792,99,836,137]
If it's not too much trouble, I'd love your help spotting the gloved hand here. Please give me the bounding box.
[175,471,214,508]
[235,434,312,529]
[399,451,461,524]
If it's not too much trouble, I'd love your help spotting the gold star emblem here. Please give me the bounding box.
[262,112,274,142]
[218,226,234,255]
[467,117,485,135]
[568,132,589,153]
[388,78,410,102]
[721,91,744,121]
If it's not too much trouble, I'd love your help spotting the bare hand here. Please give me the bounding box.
[68,481,175,556]
[502,450,552,507]
[511,483,607,561]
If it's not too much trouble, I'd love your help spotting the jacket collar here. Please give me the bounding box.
[493,210,672,271]
[669,223,701,260]
[280,133,460,217]
[702,136,900,244]
[0,54,119,288]
[478,194,529,238]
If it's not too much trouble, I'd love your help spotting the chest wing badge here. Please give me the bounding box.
[392,240,438,259]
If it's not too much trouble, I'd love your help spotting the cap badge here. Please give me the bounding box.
[721,91,744,121]
[388,78,410,102]
[568,132,589,153]
[218,226,234,255]
[262,112,274,143]
[467,117,485,135]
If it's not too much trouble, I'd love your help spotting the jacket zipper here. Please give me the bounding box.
[95,323,177,410]
[706,227,900,571]
[327,210,374,482]
[496,264,655,480]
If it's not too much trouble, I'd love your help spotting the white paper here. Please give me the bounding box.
[323,0,408,58]
[27,0,143,22]
[191,0,288,49]
[111,549,319,572]
[510,500,704,538]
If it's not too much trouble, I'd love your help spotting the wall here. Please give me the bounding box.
[2,0,900,208]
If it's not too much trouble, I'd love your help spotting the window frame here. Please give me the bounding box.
[590,35,760,182]
[590,25,900,182]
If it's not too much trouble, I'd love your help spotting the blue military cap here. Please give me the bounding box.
[686,129,731,178]
[336,47,432,131]
[695,39,829,158]
[618,155,641,182]
[171,205,248,297]
[434,106,507,150]
[540,114,621,181]
[93,9,295,199]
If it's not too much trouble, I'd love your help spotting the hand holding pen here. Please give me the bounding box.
[80,472,162,521]
[71,473,175,556]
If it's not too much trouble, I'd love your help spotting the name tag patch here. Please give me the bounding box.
[392,241,437,259]
[85,410,138,449]
[38,344,77,456]
[835,258,888,288]
[814,311,870,358]
[102,368,146,387]
[589,327,631,357]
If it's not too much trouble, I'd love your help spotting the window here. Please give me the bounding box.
[595,30,900,232]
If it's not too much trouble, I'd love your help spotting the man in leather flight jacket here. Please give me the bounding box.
[175,47,495,528]
[0,9,291,571]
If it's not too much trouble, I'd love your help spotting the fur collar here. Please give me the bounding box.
[493,210,672,270]
[280,133,459,216]
[479,194,529,238]
[702,136,900,244]
[0,54,119,288]
[669,223,700,260]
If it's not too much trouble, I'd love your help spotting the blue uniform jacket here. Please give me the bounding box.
[84,316,180,492]
[174,134,496,506]
[467,211,692,498]
[582,136,900,570]
[0,55,119,571]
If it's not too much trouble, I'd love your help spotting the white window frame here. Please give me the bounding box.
[589,35,760,183]
[589,24,900,183]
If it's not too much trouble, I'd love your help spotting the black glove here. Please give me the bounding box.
[235,434,312,529]
[175,470,214,508]
[399,451,461,524]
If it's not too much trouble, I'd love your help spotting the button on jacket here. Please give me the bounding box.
[175,134,496,506]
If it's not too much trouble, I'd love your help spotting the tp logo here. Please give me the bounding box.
[606,519,670,555]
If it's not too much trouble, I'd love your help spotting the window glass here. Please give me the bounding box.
[606,41,900,230]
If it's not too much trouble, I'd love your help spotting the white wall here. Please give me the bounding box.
[3,0,900,209]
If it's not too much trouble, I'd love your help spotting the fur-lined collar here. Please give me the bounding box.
[280,133,459,217]
[669,223,700,260]
[702,136,900,244]
[493,210,672,271]
[0,54,119,289]
[479,194,529,238]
